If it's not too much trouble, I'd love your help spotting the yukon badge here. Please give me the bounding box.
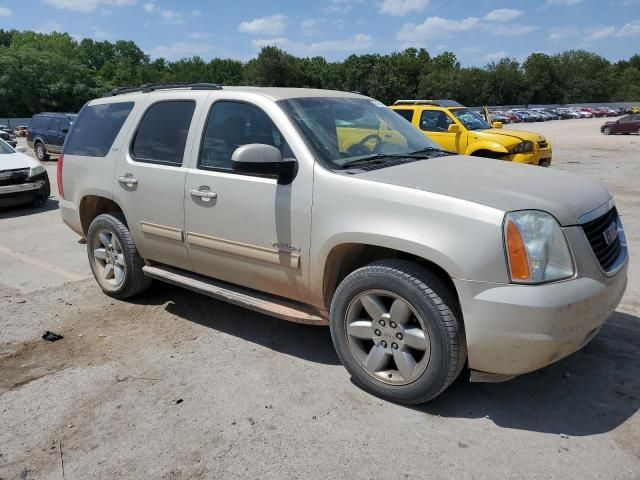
[271,242,301,253]
[602,221,619,246]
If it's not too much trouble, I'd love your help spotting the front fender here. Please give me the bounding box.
[465,142,510,156]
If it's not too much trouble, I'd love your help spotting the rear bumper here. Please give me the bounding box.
[59,198,84,236]
[455,261,628,376]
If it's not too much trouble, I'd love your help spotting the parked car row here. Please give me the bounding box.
[488,106,627,123]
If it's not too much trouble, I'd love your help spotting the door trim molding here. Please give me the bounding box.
[186,232,300,270]
[140,222,184,242]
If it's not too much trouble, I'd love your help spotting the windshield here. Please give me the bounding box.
[451,108,491,131]
[0,139,14,155]
[278,97,440,169]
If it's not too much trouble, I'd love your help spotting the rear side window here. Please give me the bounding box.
[29,116,48,131]
[64,102,134,157]
[48,118,61,132]
[131,101,196,166]
[394,109,414,122]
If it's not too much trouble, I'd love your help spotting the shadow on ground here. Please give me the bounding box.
[421,311,640,436]
[131,283,639,436]
[0,198,59,219]
[133,281,341,366]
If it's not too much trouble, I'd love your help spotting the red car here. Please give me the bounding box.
[581,107,606,118]
[601,114,640,135]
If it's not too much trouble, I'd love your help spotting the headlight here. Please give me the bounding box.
[29,165,46,177]
[504,211,574,284]
[512,141,534,154]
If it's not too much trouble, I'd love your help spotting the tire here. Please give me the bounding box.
[86,213,151,299]
[34,141,50,161]
[330,259,466,405]
[603,127,612,135]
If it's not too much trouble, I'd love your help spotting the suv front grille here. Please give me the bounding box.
[581,207,622,272]
[0,168,29,187]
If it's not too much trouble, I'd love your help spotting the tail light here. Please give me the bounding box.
[57,154,64,199]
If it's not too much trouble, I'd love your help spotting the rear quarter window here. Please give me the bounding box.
[29,116,48,131]
[394,109,415,122]
[64,102,135,157]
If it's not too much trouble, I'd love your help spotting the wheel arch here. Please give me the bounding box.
[320,241,462,320]
[79,195,125,236]
[465,142,509,157]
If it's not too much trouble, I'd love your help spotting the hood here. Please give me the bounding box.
[473,128,546,145]
[0,152,41,171]
[358,156,610,226]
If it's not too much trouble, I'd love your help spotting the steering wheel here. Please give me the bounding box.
[347,134,383,156]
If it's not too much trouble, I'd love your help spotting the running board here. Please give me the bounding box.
[142,265,327,325]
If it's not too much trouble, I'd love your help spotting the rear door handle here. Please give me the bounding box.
[117,175,138,187]
[190,188,217,202]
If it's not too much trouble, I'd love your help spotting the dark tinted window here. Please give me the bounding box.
[29,116,49,131]
[394,109,414,122]
[48,118,61,132]
[132,101,195,165]
[199,101,290,171]
[64,102,134,157]
[420,111,454,132]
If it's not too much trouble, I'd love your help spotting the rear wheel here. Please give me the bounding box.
[34,142,50,161]
[87,213,151,299]
[330,260,466,404]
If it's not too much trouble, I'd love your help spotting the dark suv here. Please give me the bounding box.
[27,113,76,161]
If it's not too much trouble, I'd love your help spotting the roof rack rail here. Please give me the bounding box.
[393,99,464,107]
[103,82,223,97]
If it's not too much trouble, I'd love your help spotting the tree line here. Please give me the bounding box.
[0,29,638,117]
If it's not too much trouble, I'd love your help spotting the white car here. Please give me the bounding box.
[0,139,51,208]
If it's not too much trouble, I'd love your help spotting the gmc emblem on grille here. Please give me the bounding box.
[603,221,618,246]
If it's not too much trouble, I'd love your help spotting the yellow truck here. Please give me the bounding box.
[391,100,552,167]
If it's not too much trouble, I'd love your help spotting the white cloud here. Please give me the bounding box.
[238,14,287,36]
[490,24,538,36]
[35,20,64,33]
[397,16,479,44]
[483,51,509,62]
[160,9,184,24]
[150,41,214,60]
[189,32,213,39]
[548,25,579,40]
[252,33,373,56]
[326,0,365,14]
[378,0,430,16]
[586,25,616,40]
[43,0,136,13]
[618,20,640,36]
[301,18,318,35]
[0,6,12,16]
[143,2,154,12]
[484,8,522,22]
[545,0,584,5]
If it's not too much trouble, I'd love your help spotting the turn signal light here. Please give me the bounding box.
[506,219,531,281]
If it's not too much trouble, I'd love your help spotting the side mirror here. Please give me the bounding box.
[61,128,69,134]
[492,121,503,129]
[15,146,27,153]
[447,124,461,134]
[232,144,297,185]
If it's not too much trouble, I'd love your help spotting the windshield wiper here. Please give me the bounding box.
[340,148,445,169]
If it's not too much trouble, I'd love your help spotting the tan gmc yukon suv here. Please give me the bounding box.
[59,84,628,404]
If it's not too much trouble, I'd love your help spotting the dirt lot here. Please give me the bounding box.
[1,119,639,479]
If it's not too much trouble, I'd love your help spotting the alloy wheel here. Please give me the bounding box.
[345,289,431,385]
[91,228,126,288]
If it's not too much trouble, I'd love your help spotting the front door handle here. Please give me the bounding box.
[190,188,217,202]
[117,174,138,187]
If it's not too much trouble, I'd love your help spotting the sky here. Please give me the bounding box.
[0,0,639,65]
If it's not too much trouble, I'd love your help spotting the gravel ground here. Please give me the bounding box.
[1,119,639,480]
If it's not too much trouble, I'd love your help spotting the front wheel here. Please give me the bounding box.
[87,213,151,299]
[330,260,466,404]
[603,127,612,135]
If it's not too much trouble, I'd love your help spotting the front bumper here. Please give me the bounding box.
[507,145,552,166]
[454,261,628,376]
[0,175,50,207]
